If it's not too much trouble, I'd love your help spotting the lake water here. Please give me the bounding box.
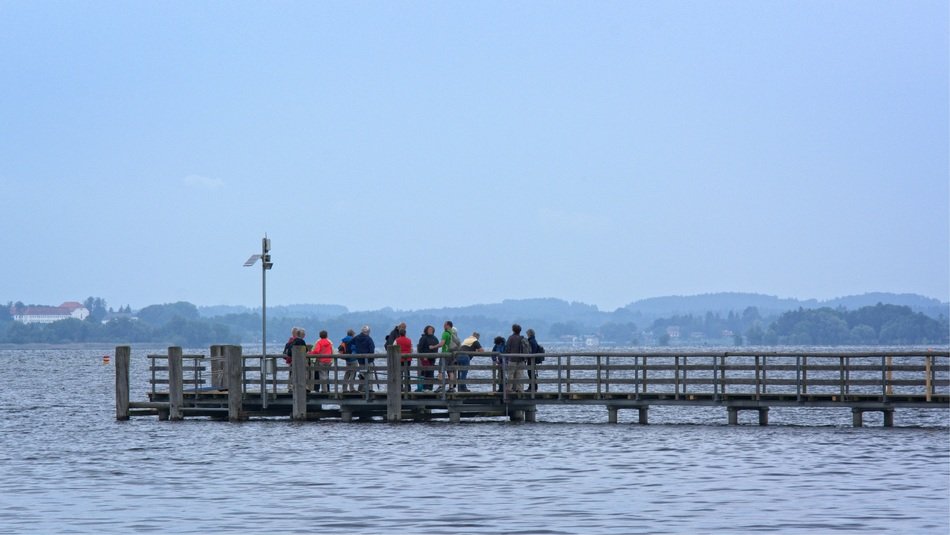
[1,347,948,533]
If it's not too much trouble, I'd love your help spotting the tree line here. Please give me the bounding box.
[0,299,946,347]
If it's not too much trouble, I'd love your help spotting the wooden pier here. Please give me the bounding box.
[115,346,949,426]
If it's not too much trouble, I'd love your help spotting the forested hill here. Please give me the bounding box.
[621,292,947,319]
[199,292,949,323]
[2,293,946,346]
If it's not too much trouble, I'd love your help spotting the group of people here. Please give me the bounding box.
[282,322,545,393]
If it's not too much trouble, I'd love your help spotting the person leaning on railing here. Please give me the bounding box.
[457,332,484,392]
[307,330,334,393]
[393,327,414,392]
[491,336,506,392]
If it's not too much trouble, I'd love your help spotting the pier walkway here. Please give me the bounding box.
[115,345,949,426]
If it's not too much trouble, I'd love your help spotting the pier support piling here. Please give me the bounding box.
[115,346,130,421]
[852,408,895,428]
[292,345,308,421]
[168,346,183,421]
[638,407,649,425]
[226,345,245,421]
[386,346,402,423]
[728,406,769,426]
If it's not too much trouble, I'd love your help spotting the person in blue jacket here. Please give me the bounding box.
[351,325,376,391]
[340,329,357,392]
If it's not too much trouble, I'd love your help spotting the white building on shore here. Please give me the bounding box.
[11,302,90,324]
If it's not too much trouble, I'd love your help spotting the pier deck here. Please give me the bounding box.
[115,346,949,426]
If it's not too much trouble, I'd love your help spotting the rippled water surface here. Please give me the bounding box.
[1,348,948,533]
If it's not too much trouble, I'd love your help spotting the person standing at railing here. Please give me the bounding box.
[351,325,376,392]
[504,324,529,393]
[393,327,414,392]
[339,329,358,392]
[308,330,334,392]
[416,325,439,392]
[384,322,407,350]
[491,336,506,392]
[457,332,483,392]
[283,327,301,365]
[431,320,459,392]
[525,328,544,392]
[283,328,307,391]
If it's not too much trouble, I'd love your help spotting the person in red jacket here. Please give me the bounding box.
[308,330,334,392]
[393,327,414,391]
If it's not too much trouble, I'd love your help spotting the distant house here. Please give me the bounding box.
[101,310,136,324]
[11,302,90,324]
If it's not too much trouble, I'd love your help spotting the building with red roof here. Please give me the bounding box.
[11,302,90,324]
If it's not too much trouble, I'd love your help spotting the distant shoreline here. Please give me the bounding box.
[0,343,140,351]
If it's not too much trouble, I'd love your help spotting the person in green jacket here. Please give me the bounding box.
[433,320,460,392]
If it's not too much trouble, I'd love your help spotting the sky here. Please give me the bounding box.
[1,1,947,313]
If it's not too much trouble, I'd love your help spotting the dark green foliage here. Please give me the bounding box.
[765,304,948,346]
[0,302,234,346]
[83,297,108,323]
[598,322,639,344]
[136,302,200,327]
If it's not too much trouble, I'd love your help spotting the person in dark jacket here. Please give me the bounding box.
[340,329,357,392]
[504,324,527,393]
[416,325,440,392]
[282,327,307,391]
[351,325,376,391]
[525,328,542,392]
[384,322,407,349]
[491,336,506,392]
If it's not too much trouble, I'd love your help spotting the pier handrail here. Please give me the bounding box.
[141,349,950,402]
[122,346,949,424]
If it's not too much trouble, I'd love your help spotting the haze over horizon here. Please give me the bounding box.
[2,2,947,312]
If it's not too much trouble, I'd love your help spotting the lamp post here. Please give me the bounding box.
[244,235,273,405]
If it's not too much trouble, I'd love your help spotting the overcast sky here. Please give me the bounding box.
[1,1,947,312]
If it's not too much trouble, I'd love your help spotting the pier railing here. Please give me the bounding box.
[117,346,948,424]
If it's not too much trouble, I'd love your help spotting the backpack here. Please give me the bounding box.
[535,344,545,363]
[449,331,461,351]
[337,341,349,354]
[520,337,531,354]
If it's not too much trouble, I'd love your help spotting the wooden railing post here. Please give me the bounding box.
[796,355,802,401]
[210,344,226,390]
[674,355,680,400]
[115,345,130,420]
[386,345,402,423]
[226,345,245,421]
[720,354,727,397]
[292,345,308,420]
[755,355,762,399]
[168,346,183,421]
[925,355,933,402]
[883,355,892,397]
[802,355,809,395]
